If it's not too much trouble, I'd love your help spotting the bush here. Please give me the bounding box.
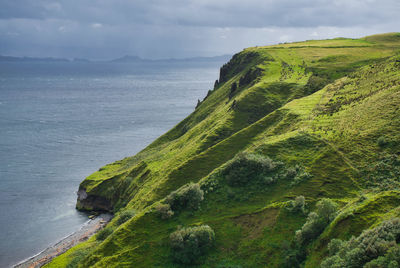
[321,218,400,268]
[290,171,312,186]
[315,198,338,223]
[295,198,338,245]
[222,153,276,186]
[284,165,312,186]
[66,247,91,268]
[170,225,215,264]
[282,247,306,268]
[377,136,388,147]
[155,203,174,219]
[365,246,400,268]
[286,167,298,179]
[116,209,135,225]
[287,196,306,214]
[165,182,204,211]
[363,154,400,190]
[96,226,114,241]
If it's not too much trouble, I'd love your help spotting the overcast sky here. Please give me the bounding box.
[0,0,399,59]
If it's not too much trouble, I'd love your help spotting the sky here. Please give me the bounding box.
[0,0,399,60]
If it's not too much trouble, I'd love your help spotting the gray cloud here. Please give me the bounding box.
[0,0,399,59]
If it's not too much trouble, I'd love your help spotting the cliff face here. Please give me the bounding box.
[50,33,400,267]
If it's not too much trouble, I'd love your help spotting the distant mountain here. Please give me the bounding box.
[109,55,145,63]
[0,55,71,62]
[0,54,232,64]
[108,54,232,63]
[158,54,233,63]
[72,58,91,63]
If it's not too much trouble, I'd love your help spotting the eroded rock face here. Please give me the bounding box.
[76,188,112,212]
[77,189,87,200]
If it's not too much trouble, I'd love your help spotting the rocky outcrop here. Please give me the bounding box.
[76,188,113,212]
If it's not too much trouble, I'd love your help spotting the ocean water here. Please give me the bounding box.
[0,61,222,267]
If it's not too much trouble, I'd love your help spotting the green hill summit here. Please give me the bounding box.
[47,33,400,267]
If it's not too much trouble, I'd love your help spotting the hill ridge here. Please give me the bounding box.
[47,33,400,267]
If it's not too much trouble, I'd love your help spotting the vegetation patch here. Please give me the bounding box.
[169,225,215,264]
[156,182,204,219]
[295,199,338,246]
[286,196,306,214]
[165,182,204,211]
[155,203,174,219]
[321,218,400,267]
[115,209,136,225]
[96,226,114,241]
[222,152,280,186]
[221,152,311,188]
[363,154,400,190]
[284,199,338,267]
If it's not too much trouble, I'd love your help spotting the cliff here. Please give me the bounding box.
[47,33,400,267]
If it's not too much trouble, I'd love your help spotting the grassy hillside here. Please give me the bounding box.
[47,33,400,267]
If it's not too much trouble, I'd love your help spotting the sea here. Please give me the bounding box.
[0,60,223,267]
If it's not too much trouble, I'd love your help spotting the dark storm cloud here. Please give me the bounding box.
[0,0,399,59]
[2,0,398,27]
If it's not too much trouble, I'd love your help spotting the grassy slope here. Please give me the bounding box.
[48,33,400,267]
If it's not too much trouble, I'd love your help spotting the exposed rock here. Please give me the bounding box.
[76,188,113,212]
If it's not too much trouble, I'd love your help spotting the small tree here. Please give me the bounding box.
[116,209,135,225]
[222,152,275,186]
[170,225,215,264]
[96,226,114,241]
[155,203,174,219]
[287,196,306,214]
[322,218,400,268]
[315,198,338,224]
[165,182,204,211]
[295,198,338,245]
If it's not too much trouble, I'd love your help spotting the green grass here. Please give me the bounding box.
[48,33,400,267]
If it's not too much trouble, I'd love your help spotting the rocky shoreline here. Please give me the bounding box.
[13,213,112,268]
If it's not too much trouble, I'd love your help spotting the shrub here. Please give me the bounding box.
[321,218,400,268]
[96,226,114,241]
[116,209,135,225]
[287,196,306,214]
[170,225,215,264]
[165,182,204,211]
[327,238,345,256]
[291,171,312,186]
[286,167,298,179]
[377,136,388,147]
[315,198,338,223]
[155,203,174,219]
[295,198,338,245]
[363,154,400,190]
[222,152,276,186]
[282,247,306,268]
[365,246,400,268]
[66,247,91,268]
